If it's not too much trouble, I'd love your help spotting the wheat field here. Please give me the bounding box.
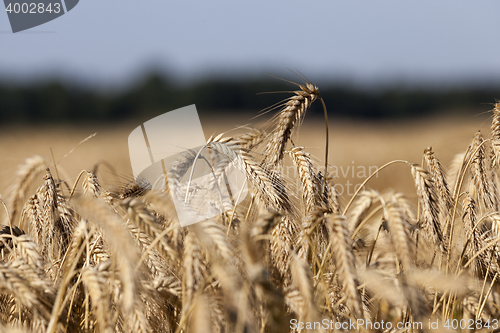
[0,82,499,332]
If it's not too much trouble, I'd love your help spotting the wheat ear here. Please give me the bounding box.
[490,102,500,168]
[384,201,414,271]
[182,231,206,317]
[290,252,319,323]
[82,171,113,204]
[9,156,48,224]
[264,83,319,166]
[235,127,266,150]
[409,164,444,250]
[462,194,482,275]
[289,147,323,213]
[424,147,452,214]
[326,214,363,317]
[81,266,114,333]
[470,131,496,210]
[75,196,139,315]
[271,216,296,276]
[209,141,292,213]
[120,197,179,261]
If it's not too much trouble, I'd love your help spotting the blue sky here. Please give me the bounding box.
[1,1,500,88]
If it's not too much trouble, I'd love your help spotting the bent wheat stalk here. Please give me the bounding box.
[264,83,319,166]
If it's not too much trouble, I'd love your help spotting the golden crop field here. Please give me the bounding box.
[0,83,498,333]
[0,111,490,201]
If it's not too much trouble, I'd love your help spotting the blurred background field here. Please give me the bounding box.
[0,109,493,211]
[0,73,498,218]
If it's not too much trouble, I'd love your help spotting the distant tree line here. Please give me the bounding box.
[0,74,499,123]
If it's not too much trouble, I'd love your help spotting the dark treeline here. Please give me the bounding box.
[1,74,499,123]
